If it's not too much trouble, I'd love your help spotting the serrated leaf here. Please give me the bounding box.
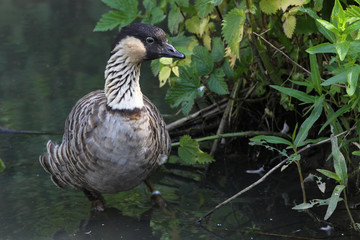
[168,6,184,34]
[181,98,195,115]
[283,15,296,38]
[102,0,122,10]
[280,0,306,11]
[193,46,214,75]
[314,0,323,11]
[294,97,323,147]
[270,85,316,103]
[185,16,201,34]
[149,7,166,25]
[222,8,245,59]
[150,59,160,76]
[94,11,127,31]
[166,66,202,112]
[195,0,222,18]
[208,69,229,95]
[345,4,360,18]
[178,135,215,164]
[211,37,225,62]
[159,66,171,87]
[259,0,281,14]
[331,134,348,185]
[324,184,345,220]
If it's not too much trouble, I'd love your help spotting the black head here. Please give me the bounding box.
[111,23,185,61]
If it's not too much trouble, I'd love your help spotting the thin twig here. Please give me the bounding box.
[210,81,240,156]
[166,99,227,131]
[196,126,356,224]
[252,32,345,88]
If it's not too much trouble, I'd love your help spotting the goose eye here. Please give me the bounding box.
[146,37,154,44]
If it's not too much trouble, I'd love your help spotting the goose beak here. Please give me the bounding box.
[160,43,185,59]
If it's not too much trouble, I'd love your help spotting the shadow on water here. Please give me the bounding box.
[1,0,360,239]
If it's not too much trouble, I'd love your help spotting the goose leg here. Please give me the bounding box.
[144,179,167,208]
[83,189,106,211]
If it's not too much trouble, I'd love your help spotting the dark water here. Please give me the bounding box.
[0,0,358,239]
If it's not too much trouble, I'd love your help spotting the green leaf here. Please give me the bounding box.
[321,72,347,86]
[309,53,322,94]
[259,0,280,14]
[208,68,229,95]
[352,151,360,156]
[316,19,340,36]
[292,202,317,210]
[166,66,203,114]
[102,0,122,10]
[314,0,323,11]
[336,41,350,61]
[317,169,341,182]
[331,134,348,185]
[324,184,345,220]
[270,85,316,103]
[0,158,5,173]
[185,16,201,34]
[168,6,184,34]
[178,135,215,164]
[331,0,345,28]
[345,5,360,18]
[344,20,360,35]
[222,8,245,59]
[150,59,160,76]
[94,11,128,31]
[250,135,292,146]
[306,43,337,54]
[159,66,171,87]
[193,46,214,75]
[149,7,166,25]
[346,64,360,96]
[298,8,336,42]
[294,97,324,147]
[319,104,351,133]
[283,15,296,38]
[195,0,222,18]
[211,37,225,63]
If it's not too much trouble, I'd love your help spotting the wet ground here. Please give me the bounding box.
[1,0,360,239]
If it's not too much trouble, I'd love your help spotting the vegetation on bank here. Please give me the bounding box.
[94,0,360,231]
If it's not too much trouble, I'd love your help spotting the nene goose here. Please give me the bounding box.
[39,23,185,211]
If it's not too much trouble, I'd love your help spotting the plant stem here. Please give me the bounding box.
[171,131,286,147]
[295,159,307,203]
[343,188,359,231]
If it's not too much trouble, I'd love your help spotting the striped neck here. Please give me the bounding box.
[104,48,144,111]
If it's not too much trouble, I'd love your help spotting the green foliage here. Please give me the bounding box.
[177,135,214,164]
[95,0,360,229]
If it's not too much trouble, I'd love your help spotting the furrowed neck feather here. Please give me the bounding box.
[104,46,144,111]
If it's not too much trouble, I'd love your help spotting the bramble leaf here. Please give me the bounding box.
[208,69,229,95]
[94,11,128,31]
[193,46,214,75]
[283,15,296,38]
[222,8,245,59]
[178,135,214,164]
[259,0,280,14]
[211,37,225,62]
[195,0,222,18]
[159,66,171,87]
[168,6,184,34]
